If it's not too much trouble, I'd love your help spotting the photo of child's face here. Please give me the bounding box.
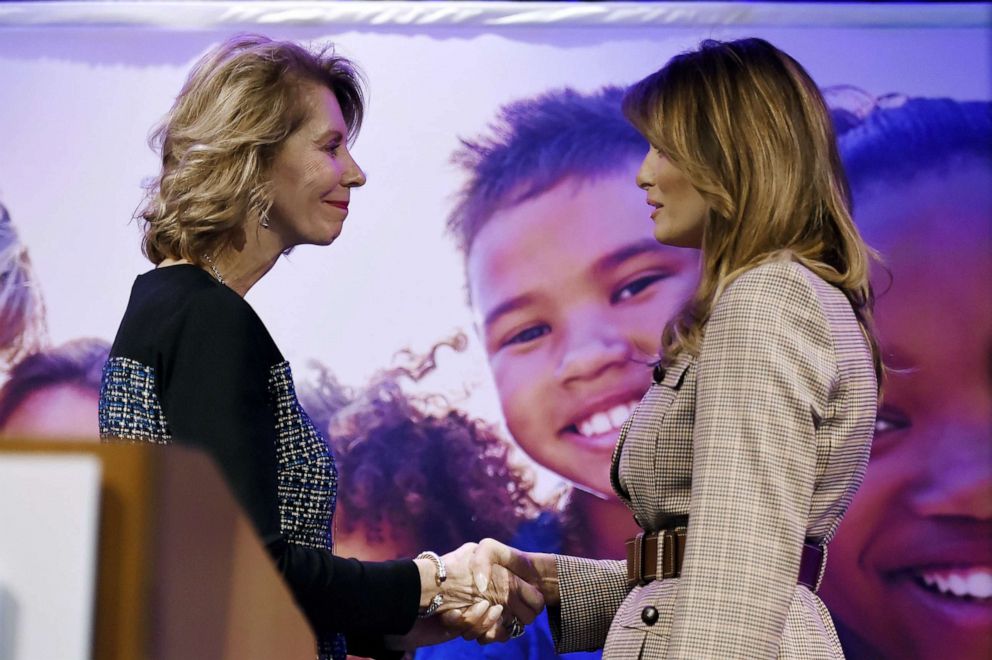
[820,162,992,659]
[467,171,698,496]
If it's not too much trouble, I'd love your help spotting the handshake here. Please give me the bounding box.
[388,539,560,650]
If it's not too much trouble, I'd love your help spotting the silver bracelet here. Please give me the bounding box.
[416,551,446,618]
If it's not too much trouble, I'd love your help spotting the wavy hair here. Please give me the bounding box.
[140,34,365,264]
[302,363,536,555]
[623,38,882,385]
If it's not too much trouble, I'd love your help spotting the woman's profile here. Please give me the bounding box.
[98,34,541,660]
[473,38,881,658]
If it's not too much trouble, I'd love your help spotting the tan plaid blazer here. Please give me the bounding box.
[548,261,877,659]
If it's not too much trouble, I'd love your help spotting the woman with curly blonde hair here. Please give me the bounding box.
[473,38,881,658]
[98,34,541,660]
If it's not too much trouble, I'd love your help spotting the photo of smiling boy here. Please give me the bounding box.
[453,87,699,561]
[416,85,698,660]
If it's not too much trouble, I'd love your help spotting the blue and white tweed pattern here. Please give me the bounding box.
[98,357,171,443]
[268,361,338,550]
[99,357,345,660]
[267,361,344,660]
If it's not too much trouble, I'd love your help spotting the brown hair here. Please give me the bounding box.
[623,38,882,385]
[302,363,535,555]
[140,34,365,264]
[448,87,647,259]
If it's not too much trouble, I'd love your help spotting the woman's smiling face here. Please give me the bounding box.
[267,84,366,249]
[467,172,698,496]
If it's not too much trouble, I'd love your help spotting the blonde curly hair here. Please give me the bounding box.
[140,34,365,264]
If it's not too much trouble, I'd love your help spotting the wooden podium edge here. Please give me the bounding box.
[0,440,314,660]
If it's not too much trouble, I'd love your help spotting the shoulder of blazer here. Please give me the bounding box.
[711,260,833,326]
[707,259,840,414]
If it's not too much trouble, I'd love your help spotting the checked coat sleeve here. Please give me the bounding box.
[663,262,839,659]
[548,555,629,651]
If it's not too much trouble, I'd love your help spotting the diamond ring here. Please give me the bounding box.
[503,616,525,639]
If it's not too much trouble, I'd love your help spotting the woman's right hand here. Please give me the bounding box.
[412,542,477,614]
[470,538,561,644]
[411,542,546,643]
[472,538,560,607]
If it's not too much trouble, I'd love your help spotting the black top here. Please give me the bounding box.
[99,264,420,660]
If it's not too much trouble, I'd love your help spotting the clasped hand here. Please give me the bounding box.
[390,539,559,649]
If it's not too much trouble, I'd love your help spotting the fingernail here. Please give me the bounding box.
[475,572,488,592]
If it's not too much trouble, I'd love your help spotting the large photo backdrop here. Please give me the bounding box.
[1,3,989,659]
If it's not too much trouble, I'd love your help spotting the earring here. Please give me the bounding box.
[260,211,270,229]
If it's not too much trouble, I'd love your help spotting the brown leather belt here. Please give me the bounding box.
[626,530,827,592]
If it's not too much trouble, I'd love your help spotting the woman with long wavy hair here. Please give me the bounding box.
[472,38,882,658]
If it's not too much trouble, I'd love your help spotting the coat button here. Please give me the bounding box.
[641,606,659,626]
